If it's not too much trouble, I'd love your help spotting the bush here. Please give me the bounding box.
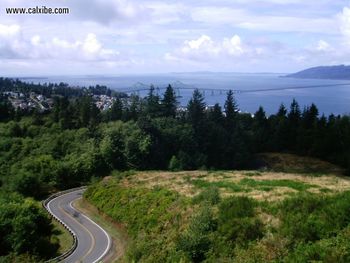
[219,196,256,219]
[286,226,350,263]
[168,155,182,171]
[177,206,216,262]
[219,217,264,246]
[218,196,264,246]
[279,192,350,243]
[193,186,221,205]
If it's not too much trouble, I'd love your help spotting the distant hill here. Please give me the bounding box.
[285,65,350,80]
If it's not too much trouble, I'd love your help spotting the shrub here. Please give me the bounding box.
[219,196,256,219]
[177,206,216,262]
[286,226,350,262]
[168,155,182,171]
[218,196,264,246]
[193,186,221,205]
[279,192,350,243]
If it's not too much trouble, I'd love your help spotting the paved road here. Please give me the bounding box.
[47,189,111,263]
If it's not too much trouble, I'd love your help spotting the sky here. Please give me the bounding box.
[1,0,350,75]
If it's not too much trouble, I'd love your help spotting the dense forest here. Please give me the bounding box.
[0,78,350,261]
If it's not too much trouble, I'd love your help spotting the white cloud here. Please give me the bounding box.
[0,24,21,38]
[0,24,122,62]
[316,40,332,51]
[191,7,338,34]
[340,6,350,43]
[223,35,244,56]
[166,34,253,62]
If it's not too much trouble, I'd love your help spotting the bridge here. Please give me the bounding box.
[116,81,350,97]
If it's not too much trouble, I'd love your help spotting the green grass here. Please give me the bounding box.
[190,179,249,193]
[51,219,73,255]
[74,198,128,262]
[239,178,316,191]
[189,177,317,193]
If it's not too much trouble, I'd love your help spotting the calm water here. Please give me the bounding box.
[20,73,350,116]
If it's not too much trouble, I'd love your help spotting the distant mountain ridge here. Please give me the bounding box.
[285,65,350,80]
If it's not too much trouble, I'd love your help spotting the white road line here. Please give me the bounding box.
[69,199,112,263]
[47,189,111,263]
[47,192,78,238]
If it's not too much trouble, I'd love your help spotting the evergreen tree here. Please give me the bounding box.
[126,94,142,121]
[109,97,123,121]
[208,103,224,125]
[146,85,161,117]
[287,99,301,150]
[224,90,238,130]
[187,89,206,129]
[161,85,178,118]
[288,99,301,124]
[277,103,287,118]
[253,106,268,152]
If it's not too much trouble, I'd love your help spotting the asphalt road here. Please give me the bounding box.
[47,189,111,263]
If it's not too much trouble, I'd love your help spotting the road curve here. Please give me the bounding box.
[47,189,111,263]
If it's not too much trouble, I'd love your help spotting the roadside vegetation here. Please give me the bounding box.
[85,172,350,262]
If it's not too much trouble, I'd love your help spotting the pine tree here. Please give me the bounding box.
[288,99,301,124]
[109,97,123,121]
[208,103,224,125]
[161,85,178,118]
[187,89,206,129]
[277,103,287,118]
[146,85,161,117]
[224,90,238,130]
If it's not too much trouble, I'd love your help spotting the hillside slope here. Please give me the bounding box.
[285,65,350,80]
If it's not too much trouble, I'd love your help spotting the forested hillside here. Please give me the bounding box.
[1,79,350,261]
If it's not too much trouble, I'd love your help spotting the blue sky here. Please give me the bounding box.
[1,0,350,75]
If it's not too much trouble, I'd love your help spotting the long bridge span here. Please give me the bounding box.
[116,82,350,96]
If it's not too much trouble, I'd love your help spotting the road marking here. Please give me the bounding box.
[46,190,110,263]
[57,196,95,262]
[68,200,96,262]
[71,198,112,263]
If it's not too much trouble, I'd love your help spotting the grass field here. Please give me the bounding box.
[113,168,350,201]
[82,154,350,262]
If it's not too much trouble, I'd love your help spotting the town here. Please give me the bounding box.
[1,91,117,112]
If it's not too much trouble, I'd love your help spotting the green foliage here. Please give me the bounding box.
[84,180,190,262]
[84,181,185,236]
[218,197,264,246]
[286,226,350,263]
[279,192,350,243]
[161,85,178,118]
[168,155,183,171]
[192,186,221,205]
[0,193,56,259]
[177,206,216,262]
[10,170,43,198]
[239,178,315,191]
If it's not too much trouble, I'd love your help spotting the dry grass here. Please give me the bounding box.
[114,170,350,201]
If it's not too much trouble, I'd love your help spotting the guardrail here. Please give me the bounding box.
[42,186,87,263]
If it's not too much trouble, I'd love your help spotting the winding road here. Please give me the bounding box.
[47,189,111,263]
